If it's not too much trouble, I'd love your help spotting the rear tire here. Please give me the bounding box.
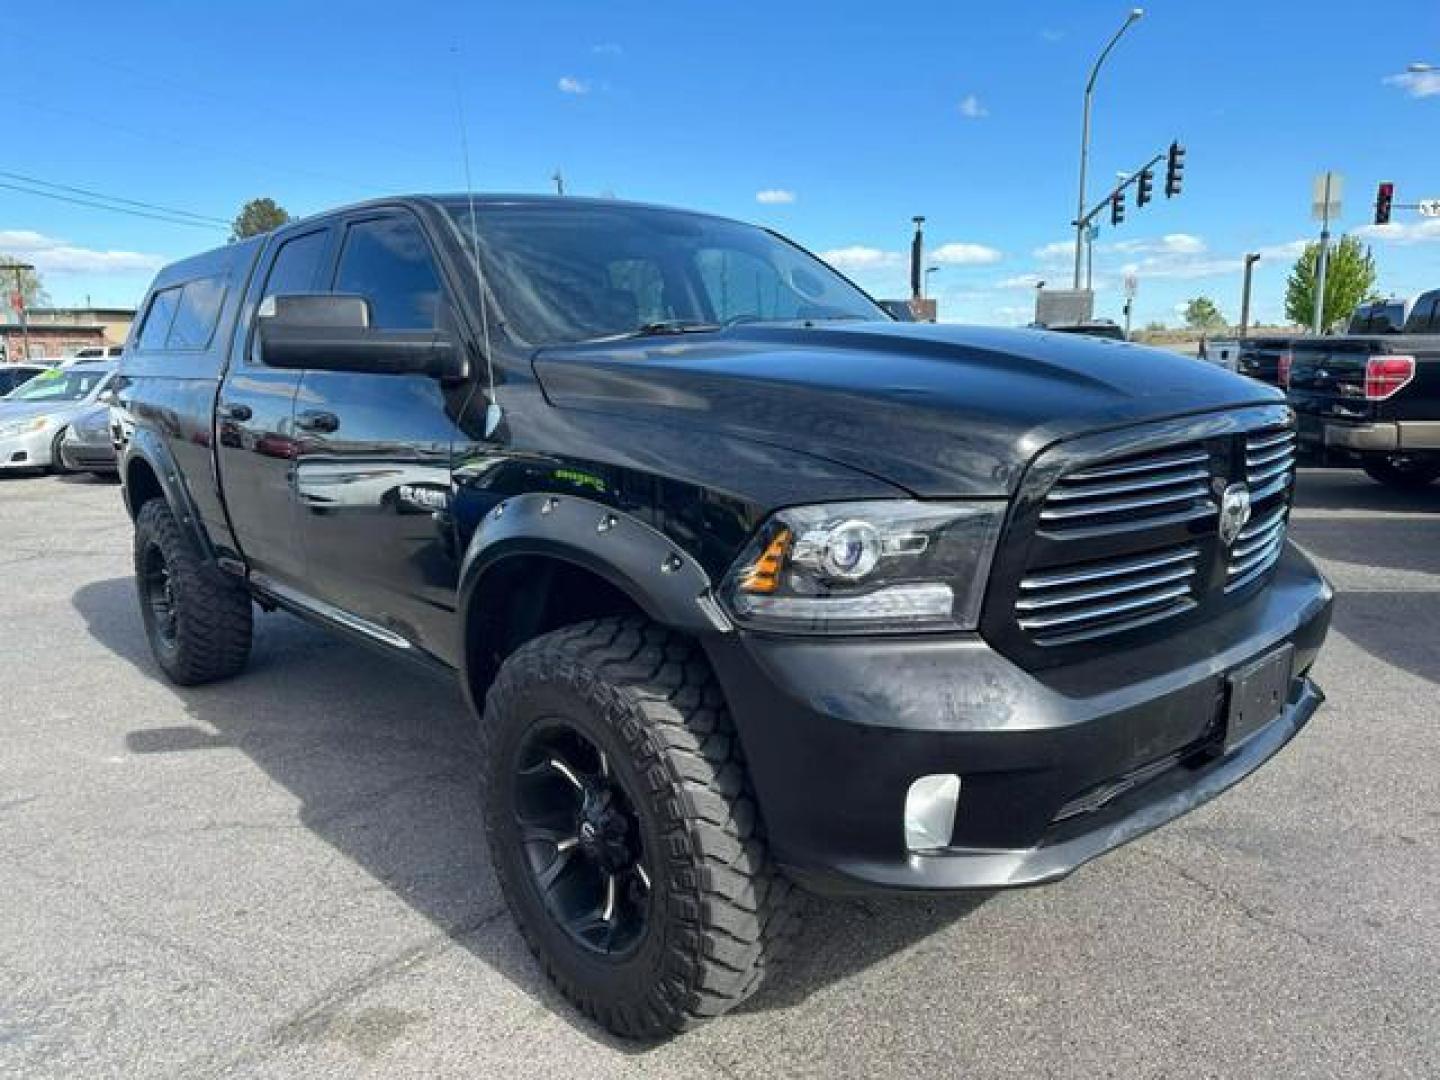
[479,616,799,1039]
[133,499,253,685]
[1362,455,1440,490]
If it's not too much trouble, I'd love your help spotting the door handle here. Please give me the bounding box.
[296,410,340,434]
[219,402,252,422]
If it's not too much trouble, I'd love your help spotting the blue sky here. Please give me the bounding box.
[5,0,1439,328]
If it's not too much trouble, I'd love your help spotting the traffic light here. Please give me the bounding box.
[1375,182,1394,225]
[1136,167,1154,207]
[1165,141,1186,198]
[1110,191,1126,227]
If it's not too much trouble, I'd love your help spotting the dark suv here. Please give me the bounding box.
[115,195,1333,1038]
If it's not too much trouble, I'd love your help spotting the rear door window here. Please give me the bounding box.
[167,277,226,349]
[138,287,181,350]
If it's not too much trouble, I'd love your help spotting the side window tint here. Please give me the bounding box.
[167,277,226,349]
[262,230,329,303]
[138,287,181,350]
[334,217,443,330]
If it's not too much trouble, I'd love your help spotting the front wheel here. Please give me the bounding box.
[50,430,73,474]
[479,617,799,1039]
[1362,455,1440,490]
[133,499,253,685]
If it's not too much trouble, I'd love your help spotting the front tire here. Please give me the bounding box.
[133,499,253,685]
[479,617,798,1039]
[1362,455,1440,490]
[50,430,73,474]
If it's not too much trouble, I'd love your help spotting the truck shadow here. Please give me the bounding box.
[72,576,985,1049]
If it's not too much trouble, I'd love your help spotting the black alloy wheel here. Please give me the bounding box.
[512,722,652,958]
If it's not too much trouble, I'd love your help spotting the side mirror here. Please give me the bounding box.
[97,388,118,405]
[257,293,466,379]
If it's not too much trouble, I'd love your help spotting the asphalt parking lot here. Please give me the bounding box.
[2,468,1437,1079]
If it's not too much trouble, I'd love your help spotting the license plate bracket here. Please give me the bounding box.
[1225,645,1295,752]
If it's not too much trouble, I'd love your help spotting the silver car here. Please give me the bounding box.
[0,363,117,474]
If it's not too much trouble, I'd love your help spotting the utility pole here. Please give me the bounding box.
[1073,8,1145,288]
[1238,253,1260,338]
[1311,171,1341,333]
[910,216,926,301]
[8,262,34,361]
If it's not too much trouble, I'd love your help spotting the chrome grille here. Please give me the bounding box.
[1016,543,1202,646]
[1038,444,1215,535]
[1227,427,1296,589]
[1011,412,1298,650]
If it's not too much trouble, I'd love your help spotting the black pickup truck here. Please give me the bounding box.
[1287,287,1440,488]
[115,195,1332,1037]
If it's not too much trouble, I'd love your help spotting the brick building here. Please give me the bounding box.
[0,307,134,363]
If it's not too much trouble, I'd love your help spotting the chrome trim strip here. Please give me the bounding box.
[1047,465,1212,502]
[1065,449,1209,483]
[1019,546,1201,591]
[1039,483,1209,521]
[1019,582,1194,631]
[1016,564,1198,612]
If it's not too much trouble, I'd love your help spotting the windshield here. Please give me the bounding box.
[2,366,111,403]
[444,201,886,345]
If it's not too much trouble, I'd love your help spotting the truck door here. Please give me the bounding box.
[289,210,473,662]
[215,225,334,588]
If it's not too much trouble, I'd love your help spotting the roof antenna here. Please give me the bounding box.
[452,46,501,438]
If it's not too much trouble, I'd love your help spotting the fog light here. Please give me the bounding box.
[904,774,961,852]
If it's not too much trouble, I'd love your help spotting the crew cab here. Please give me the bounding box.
[115,195,1333,1038]
[1286,287,1440,488]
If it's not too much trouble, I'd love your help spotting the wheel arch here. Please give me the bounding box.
[121,429,216,563]
[457,494,733,712]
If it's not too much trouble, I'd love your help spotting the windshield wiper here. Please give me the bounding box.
[632,319,722,335]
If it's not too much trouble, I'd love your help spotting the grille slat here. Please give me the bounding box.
[1015,417,1298,647]
[1225,427,1296,589]
[1016,542,1202,644]
[1040,442,1216,533]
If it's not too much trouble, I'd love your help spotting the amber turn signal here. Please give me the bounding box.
[738,528,792,594]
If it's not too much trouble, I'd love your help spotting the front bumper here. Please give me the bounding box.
[0,426,56,470]
[705,543,1333,894]
[59,429,118,471]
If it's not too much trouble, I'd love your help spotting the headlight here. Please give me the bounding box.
[0,417,50,438]
[720,500,1005,634]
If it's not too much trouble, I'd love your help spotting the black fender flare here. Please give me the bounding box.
[120,428,217,564]
[457,492,734,658]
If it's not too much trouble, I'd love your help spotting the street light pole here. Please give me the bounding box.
[1073,8,1144,289]
[1239,253,1260,338]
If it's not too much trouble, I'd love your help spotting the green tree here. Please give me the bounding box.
[1183,296,1226,331]
[1284,235,1376,330]
[0,256,50,308]
[230,197,292,241]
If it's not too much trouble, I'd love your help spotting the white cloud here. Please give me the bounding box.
[957,94,988,119]
[996,273,1045,289]
[1112,233,1206,256]
[1383,69,1440,98]
[0,229,166,275]
[557,76,591,95]
[1033,240,1074,263]
[819,246,903,271]
[591,43,623,55]
[1354,218,1440,245]
[930,241,1002,266]
[755,189,796,205]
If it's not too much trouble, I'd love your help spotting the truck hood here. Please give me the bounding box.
[533,322,1282,496]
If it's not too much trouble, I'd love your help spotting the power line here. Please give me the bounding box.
[0,170,228,225]
[0,180,226,231]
